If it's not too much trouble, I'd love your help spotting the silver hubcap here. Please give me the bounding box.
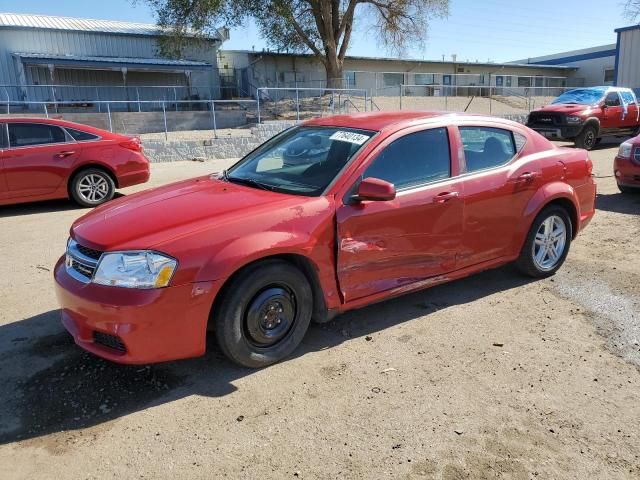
[78,174,109,203]
[532,215,567,271]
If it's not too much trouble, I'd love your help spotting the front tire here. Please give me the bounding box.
[515,206,572,278]
[213,260,313,368]
[574,125,597,150]
[70,168,115,207]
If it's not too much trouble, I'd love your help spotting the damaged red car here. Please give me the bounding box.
[54,112,596,368]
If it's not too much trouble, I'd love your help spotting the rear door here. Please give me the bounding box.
[336,126,465,302]
[620,90,640,129]
[601,91,624,131]
[0,123,8,199]
[457,126,541,268]
[4,122,81,198]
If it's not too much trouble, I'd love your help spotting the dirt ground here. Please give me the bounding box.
[0,141,638,479]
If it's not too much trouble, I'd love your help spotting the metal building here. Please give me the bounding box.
[615,25,640,89]
[0,13,227,108]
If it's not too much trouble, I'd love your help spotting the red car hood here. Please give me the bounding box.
[71,176,308,251]
[533,103,596,115]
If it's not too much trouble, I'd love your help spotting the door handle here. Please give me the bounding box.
[55,151,75,159]
[433,191,459,203]
[516,172,538,183]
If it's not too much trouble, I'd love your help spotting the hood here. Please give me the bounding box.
[534,103,597,115]
[71,175,310,251]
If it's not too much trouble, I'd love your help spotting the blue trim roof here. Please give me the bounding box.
[529,49,616,66]
[615,24,640,33]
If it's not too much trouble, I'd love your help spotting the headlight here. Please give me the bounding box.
[566,115,582,124]
[93,251,177,289]
[618,142,633,159]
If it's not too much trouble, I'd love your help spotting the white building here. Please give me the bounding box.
[512,44,617,87]
[615,25,640,90]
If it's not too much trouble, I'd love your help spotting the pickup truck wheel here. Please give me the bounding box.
[515,206,572,278]
[574,125,597,150]
[214,260,313,368]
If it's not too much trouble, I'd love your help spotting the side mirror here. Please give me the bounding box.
[353,177,396,202]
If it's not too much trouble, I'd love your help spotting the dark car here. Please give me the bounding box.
[527,87,640,150]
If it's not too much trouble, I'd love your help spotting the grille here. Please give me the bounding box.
[76,244,102,261]
[528,112,562,126]
[70,258,95,279]
[93,331,127,354]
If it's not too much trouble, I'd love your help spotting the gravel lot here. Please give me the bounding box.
[0,141,638,479]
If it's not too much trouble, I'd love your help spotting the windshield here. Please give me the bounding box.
[551,88,607,105]
[225,126,375,196]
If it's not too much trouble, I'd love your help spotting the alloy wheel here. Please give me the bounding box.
[532,215,567,271]
[77,173,110,203]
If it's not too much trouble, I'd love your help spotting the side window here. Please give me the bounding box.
[621,91,636,105]
[8,123,67,147]
[459,127,516,173]
[0,124,7,149]
[65,127,100,142]
[364,128,450,190]
[605,92,621,107]
[514,132,527,152]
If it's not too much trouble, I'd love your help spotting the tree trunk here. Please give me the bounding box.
[325,57,344,89]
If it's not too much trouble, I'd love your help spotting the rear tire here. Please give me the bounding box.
[213,260,313,368]
[618,184,638,194]
[515,206,572,278]
[70,168,115,207]
[575,125,597,150]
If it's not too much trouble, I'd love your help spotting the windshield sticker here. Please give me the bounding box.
[330,131,369,145]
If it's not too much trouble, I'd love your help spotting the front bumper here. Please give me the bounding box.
[54,256,219,364]
[614,156,640,187]
[527,124,584,140]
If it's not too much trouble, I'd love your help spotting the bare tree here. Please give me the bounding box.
[623,0,640,21]
[142,0,449,88]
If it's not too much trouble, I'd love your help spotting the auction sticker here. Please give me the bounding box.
[329,131,370,145]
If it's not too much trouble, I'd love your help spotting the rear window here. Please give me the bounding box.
[65,127,100,142]
[8,123,66,147]
[621,91,636,105]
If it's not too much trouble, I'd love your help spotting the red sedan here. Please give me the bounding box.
[54,112,596,367]
[615,137,640,193]
[0,118,150,207]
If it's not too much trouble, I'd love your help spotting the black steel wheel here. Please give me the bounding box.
[213,259,313,368]
[575,125,597,150]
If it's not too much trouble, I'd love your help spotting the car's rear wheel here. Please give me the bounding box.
[574,125,597,150]
[70,168,115,207]
[618,184,638,194]
[515,206,572,278]
[213,260,313,368]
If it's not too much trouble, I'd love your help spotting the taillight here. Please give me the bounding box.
[586,155,593,175]
[120,137,143,152]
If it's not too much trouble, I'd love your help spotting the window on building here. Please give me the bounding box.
[364,128,450,190]
[604,69,615,83]
[8,123,67,147]
[382,72,404,87]
[343,71,356,88]
[459,127,516,172]
[517,77,531,88]
[414,73,435,85]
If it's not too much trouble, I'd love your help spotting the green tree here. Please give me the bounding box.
[143,0,449,88]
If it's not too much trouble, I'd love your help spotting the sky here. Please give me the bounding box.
[0,0,631,62]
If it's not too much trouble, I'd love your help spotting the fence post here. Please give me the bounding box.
[295,87,300,122]
[445,89,448,111]
[489,86,492,115]
[211,100,218,138]
[331,91,335,115]
[173,87,178,112]
[96,87,101,113]
[44,103,49,118]
[364,90,368,112]
[136,87,141,113]
[162,101,168,141]
[399,85,403,110]
[3,86,9,115]
[106,103,112,132]
[256,88,261,124]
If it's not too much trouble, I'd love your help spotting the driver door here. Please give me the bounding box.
[336,126,464,303]
[601,91,624,131]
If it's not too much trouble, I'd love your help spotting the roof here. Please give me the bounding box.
[303,111,519,132]
[14,52,211,70]
[0,12,221,40]
[513,44,617,66]
[222,49,577,71]
[615,24,640,33]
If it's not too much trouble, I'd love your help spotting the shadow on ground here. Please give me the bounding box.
[0,193,126,218]
[596,191,640,215]
[0,265,534,446]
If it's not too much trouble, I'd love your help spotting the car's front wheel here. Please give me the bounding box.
[213,260,313,368]
[574,125,597,150]
[70,168,115,207]
[516,206,572,278]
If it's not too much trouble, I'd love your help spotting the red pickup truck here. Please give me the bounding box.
[527,87,640,150]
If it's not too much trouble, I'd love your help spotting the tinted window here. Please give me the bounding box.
[8,123,66,147]
[364,128,450,190]
[0,124,7,149]
[66,127,100,141]
[605,92,621,107]
[459,127,516,173]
